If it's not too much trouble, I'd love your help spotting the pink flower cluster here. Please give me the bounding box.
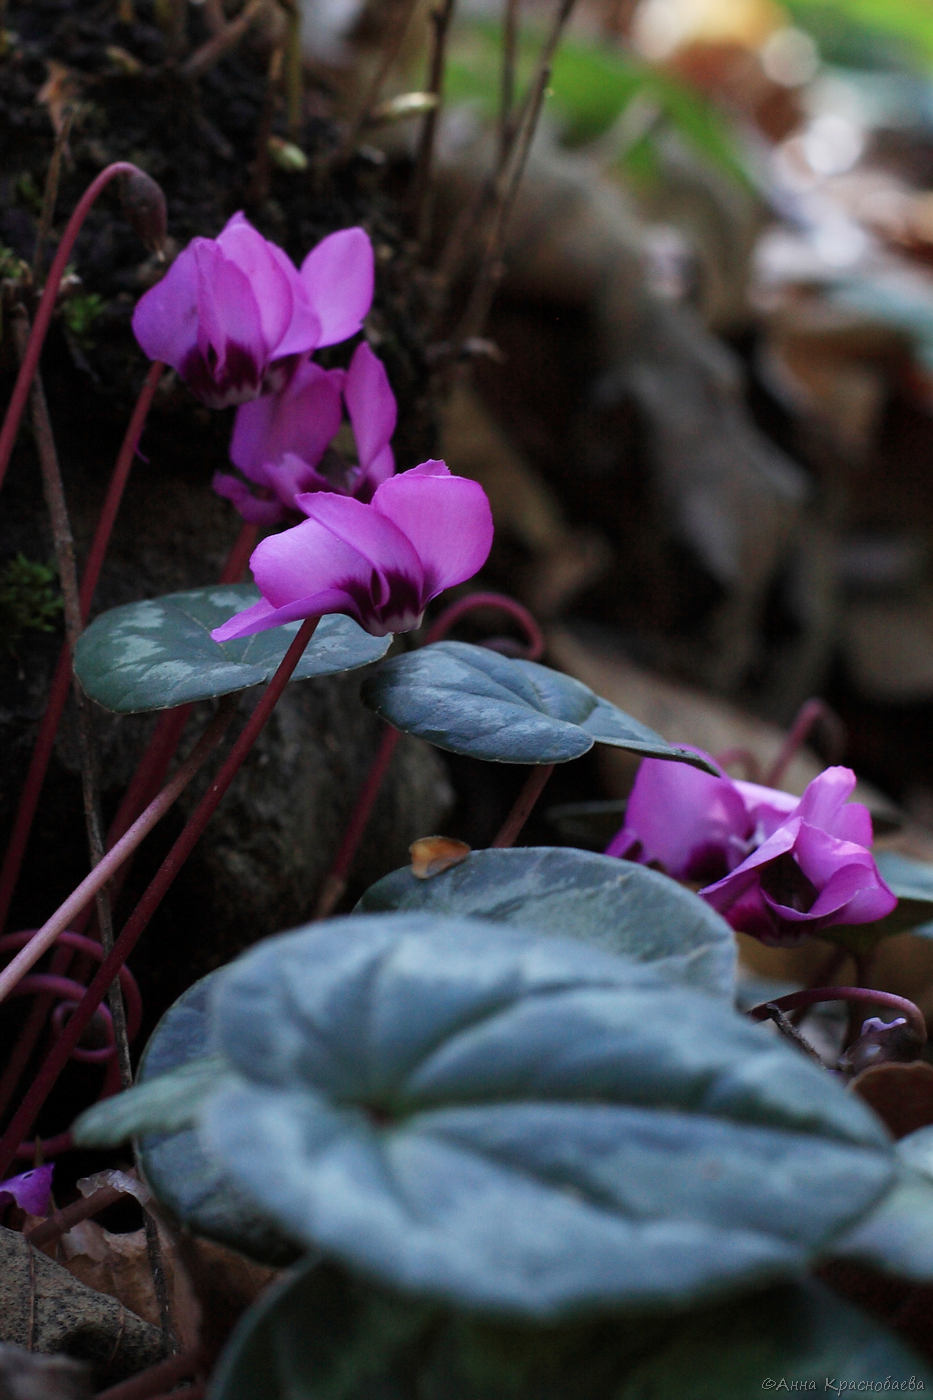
[132,213,493,640]
[607,754,896,946]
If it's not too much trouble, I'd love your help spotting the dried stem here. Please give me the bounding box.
[491,763,555,847]
[0,618,319,1176]
[32,108,74,282]
[336,0,422,163]
[500,0,521,165]
[0,161,156,492]
[181,0,268,77]
[25,1183,126,1248]
[410,0,457,247]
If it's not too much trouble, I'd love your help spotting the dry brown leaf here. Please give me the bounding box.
[36,60,81,139]
[851,1060,933,1139]
[410,835,471,878]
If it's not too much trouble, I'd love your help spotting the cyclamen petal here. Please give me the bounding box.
[132,214,375,408]
[344,343,396,491]
[211,462,493,642]
[369,461,494,598]
[0,1163,54,1216]
[300,227,374,346]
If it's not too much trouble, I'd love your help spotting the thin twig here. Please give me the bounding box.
[33,107,74,282]
[500,0,522,166]
[454,0,579,349]
[181,0,269,78]
[335,0,422,163]
[410,0,456,247]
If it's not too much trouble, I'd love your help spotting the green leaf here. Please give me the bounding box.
[786,0,933,69]
[445,18,752,187]
[74,586,391,713]
[617,1278,933,1397]
[832,1125,933,1280]
[135,974,298,1265]
[355,847,736,998]
[210,1258,433,1400]
[197,912,893,1318]
[361,642,716,767]
[72,1053,229,1146]
[212,1257,933,1400]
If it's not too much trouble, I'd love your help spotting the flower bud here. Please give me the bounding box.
[120,168,168,254]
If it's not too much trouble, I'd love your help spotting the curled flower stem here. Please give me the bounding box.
[0,161,155,492]
[765,698,847,788]
[0,931,141,1120]
[424,590,544,658]
[491,764,556,848]
[747,986,927,1049]
[0,618,319,1178]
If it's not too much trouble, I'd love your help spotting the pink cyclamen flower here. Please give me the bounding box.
[607,755,895,946]
[0,1163,53,1216]
[211,460,493,642]
[212,343,396,523]
[132,213,374,408]
[701,767,896,946]
[604,750,796,883]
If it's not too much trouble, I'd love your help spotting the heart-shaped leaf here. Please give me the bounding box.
[832,1126,933,1281]
[355,847,736,997]
[196,912,892,1318]
[135,975,298,1265]
[74,586,391,713]
[361,642,716,766]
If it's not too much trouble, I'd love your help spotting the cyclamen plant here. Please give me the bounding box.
[8,170,933,1398]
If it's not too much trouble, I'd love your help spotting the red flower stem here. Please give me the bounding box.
[491,764,556,848]
[765,698,847,788]
[0,931,141,1118]
[0,161,151,492]
[71,518,260,924]
[0,362,164,938]
[93,1349,203,1400]
[0,617,318,1177]
[747,986,927,1047]
[313,593,544,917]
[218,519,260,585]
[0,704,234,1008]
[314,725,401,919]
[424,590,544,658]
